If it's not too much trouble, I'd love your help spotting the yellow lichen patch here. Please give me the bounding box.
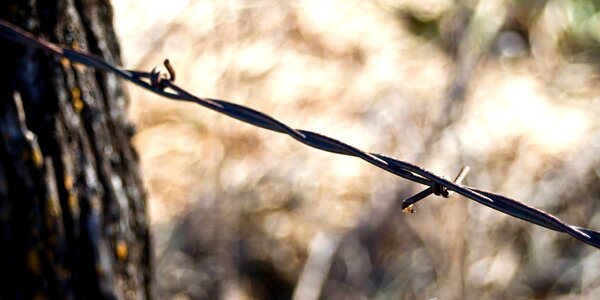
[32,149,43,169]
[27,248,41,274]
[71,87,84,112]
[402,204,415,214]
[24,145,43,170]
[45,194,61,231]
[73,98,84,112]
[60,57,70,69]
[115,240,128,261]
[64,174,73,190]
[73,63,86,73]
[70,87,80,99]
[46,197,61,217]
[68,193,78,211]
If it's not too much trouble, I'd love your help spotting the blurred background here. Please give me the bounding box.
[111,0,600,299]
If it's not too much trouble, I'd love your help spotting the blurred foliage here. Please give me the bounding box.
[111,0,600,299]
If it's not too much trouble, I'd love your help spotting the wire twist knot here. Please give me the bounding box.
[150,59,176,90]
[401,166,470,213]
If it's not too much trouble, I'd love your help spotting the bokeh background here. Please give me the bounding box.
[111,0,600,299]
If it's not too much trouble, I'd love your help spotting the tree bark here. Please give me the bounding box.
[0,0,150,299]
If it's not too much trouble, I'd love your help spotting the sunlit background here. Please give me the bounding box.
[111,0,600,299]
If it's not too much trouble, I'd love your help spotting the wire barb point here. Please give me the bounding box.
[445,166,470,198]
[163,59,176,82]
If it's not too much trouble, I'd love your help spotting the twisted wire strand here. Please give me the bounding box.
[2,19,599,249]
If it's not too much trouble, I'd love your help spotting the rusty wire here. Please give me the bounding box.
[1,19,599,249]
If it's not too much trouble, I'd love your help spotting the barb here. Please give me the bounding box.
[401,166,471,213]
[2,19,599,249]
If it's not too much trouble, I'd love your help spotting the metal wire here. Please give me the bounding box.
[2,19,599,249]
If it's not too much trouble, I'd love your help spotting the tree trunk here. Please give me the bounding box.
[0,0,150,299]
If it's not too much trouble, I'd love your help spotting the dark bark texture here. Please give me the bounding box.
[0,0,150,299]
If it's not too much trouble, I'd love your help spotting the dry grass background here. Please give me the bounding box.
[111,0,600,299]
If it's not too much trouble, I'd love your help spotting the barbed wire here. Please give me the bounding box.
[2,19,599,249]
